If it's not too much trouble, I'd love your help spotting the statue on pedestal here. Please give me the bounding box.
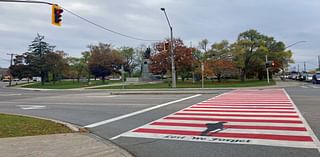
[141,48,152,81]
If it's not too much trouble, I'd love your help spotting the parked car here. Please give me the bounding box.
[2,75,11,82]
[305,74,313,82]
[21,78,29,81]
[312,73,320,84]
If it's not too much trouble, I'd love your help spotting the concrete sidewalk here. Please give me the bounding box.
[0,133,133,157]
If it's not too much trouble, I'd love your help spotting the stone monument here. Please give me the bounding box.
[140,48,152,81]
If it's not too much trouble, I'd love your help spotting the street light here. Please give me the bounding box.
[282,41,307,80]
[285,41,306,49]
[161,8,176,88]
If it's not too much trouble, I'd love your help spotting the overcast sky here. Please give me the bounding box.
[0,0,319,71]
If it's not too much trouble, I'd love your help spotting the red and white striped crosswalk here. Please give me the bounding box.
[119,89,318,149]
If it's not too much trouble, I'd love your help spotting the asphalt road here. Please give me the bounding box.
[0,81,319,157]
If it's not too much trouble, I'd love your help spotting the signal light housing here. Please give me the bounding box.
[52,4,63,26]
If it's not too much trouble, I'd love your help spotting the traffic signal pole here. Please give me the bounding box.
[0,0,52,5]
[266,55,270,84]
[0,0,63,26]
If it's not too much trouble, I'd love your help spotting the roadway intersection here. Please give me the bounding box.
[0,82,319,157]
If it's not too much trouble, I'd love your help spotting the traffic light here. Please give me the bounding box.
[266,61,275,68]
[265,61,272,68]
[52,4,63,26]
[164,42,170,51]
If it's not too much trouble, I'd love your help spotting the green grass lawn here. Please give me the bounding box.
[96,79,275,89]
[22,80,121,89]
[0,114,72,138]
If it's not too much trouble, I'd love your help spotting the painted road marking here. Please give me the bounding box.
[86,95,118,98]
[84,94,202,128]
[283,89,320,152]
[0,93,22,96]
[115,89,319,150]
[311,85,320,89]
[17,105,46,110]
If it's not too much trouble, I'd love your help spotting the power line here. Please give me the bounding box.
[62,7,160,42]
[0,0,161,42]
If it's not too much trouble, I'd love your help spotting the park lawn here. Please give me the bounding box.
[22,80,121,89]
[96,79,275,89]
[0,114,72,138]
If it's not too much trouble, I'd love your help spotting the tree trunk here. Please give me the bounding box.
[102,76,105,84]
[217,73,222,83]
[77,75,80,83]
[52,73,56,85]
[41,71,45,85]
[240,68,246,82]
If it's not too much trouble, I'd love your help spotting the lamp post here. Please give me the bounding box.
[161,8,176,88]
[282,41,306,80]
[285,41,306,49]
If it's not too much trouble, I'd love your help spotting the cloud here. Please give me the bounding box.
[0,0,320,70]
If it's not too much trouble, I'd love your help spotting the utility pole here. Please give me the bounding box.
[190,41,195,84]
[6,53,17,86]
[318,55,320,70]
[201,62,204,88]
[304,61,306,72]
[161,8,176,88]
[265,55,270,84]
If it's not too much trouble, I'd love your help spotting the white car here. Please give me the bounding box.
[305,74,313,82]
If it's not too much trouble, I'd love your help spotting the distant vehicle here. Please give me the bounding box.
[13,78,19,81]
[32,77,41,82]
[2,75,11,82]
[305,74,313,82]
[288,71,298,80]
[21,78,29,81]
[312,73,320,84]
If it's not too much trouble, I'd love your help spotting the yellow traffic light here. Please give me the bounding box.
[52,4,63,26]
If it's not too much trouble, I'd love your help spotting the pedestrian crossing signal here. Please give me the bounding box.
[52,4,63,26]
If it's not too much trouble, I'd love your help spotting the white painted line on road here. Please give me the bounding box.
[0,93,22,96]
[301,86,308,88]
[84,94,202,128]
[283,89,320,153]
[86,95,118,98]
[311,85,320,89]
[16,105,46,110]
[110,92,229,140]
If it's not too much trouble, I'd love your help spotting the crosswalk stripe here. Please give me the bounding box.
[155,119,305,127]
[174,112,299,118]
[150,122,307,131]
[170,114,300,120]
[117,89,317,149]
[132,128,312,141]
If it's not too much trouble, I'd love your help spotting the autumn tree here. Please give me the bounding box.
[88,43,122,83]
[150,38,195,81]
[44,52,67,84]
[232,30,269,81]
[67,57,85,83]
[207,40,237,82]
[232,29,293,81]
[119,47,138,77]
